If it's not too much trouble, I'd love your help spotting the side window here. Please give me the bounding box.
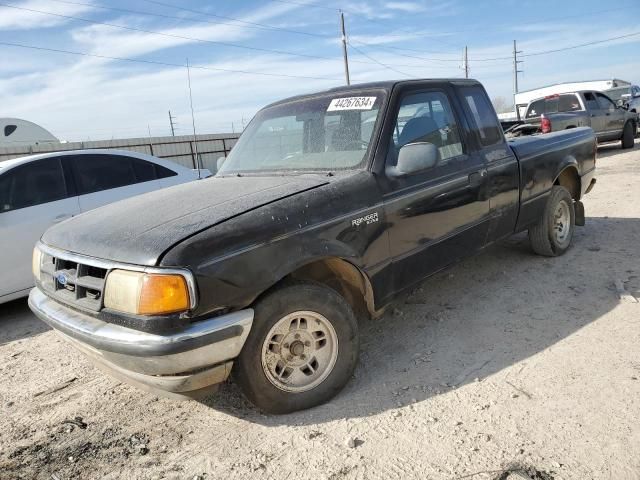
[543,97,560,115]
[595,93,615,111]
[0,159,68,212]
[4,125,17,137]
[388,90,463,166]
[131,158,157,182]
[154,164,178,179]
[559,95,582,112]
[583,92,601,111]
[131,158,177,181]
[461,86,503,146]
[72,154,136,195]
[526,99,545,118]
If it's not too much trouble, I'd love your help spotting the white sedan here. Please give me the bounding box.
[0,149,210,304]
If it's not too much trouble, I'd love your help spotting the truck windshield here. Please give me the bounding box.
[218,92,384,175]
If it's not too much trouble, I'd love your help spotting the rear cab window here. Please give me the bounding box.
[558,94,582,112]
[526,94,582,118]
[460,86,503,146]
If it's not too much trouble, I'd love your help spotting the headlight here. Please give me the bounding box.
[104,270,190,315]
[32,247,42,282]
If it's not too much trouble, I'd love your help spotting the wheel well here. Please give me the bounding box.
[555,167,580,201]
[285,258,377,319]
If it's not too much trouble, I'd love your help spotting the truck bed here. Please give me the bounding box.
[509,127,596,230]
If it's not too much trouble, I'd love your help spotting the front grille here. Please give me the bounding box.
[39,250,108,312]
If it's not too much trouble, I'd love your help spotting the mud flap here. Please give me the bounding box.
[575,200,585,226]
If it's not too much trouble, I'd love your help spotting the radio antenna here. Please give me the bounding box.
[186,57,201,179]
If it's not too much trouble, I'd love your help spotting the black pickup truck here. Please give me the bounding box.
[29,79,596,413]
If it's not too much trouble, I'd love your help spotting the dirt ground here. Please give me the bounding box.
[1,141,639,480]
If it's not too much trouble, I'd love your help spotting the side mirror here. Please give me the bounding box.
[388,142,438,177]
[216,156,226,172]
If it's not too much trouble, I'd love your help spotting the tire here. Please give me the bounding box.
[621,121,635,149]
[234,282,359,414]
[528,185,575,257]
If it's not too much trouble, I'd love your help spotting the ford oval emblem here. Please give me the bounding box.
[57,273,68,286]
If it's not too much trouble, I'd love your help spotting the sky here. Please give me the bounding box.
[0,0,638,141]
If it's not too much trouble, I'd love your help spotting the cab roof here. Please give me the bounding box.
[263,78,483,109]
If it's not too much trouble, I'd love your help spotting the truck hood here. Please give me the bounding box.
[42,175,329,266]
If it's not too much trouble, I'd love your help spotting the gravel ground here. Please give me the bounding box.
[1,141,639,480]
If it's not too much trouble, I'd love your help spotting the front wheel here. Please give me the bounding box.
[528,185,575,257]
[621,121,635,149]
[234,282,359,414]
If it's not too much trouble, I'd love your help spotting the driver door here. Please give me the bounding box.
[595,92,626,140]
[381,87,491,294]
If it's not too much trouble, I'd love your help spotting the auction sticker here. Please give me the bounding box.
[327,96,377,111]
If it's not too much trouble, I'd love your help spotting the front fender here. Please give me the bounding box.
[160,172,389,317]
[188,223,387,316]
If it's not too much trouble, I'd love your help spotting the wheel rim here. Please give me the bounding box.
[261,311,339,393]
[553,200,571,245]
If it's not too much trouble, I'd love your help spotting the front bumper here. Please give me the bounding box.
[28,288,254,398]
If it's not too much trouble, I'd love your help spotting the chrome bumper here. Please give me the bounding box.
[28,288,254,398]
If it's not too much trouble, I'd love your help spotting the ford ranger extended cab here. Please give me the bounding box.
[29,79,597,413]
[506,90,637,149]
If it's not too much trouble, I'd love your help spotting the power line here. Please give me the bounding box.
[347,39,460,57]
[3,3,637,75]
[269,0,337,12]
[0,3,344,62]
[376,30,640,62]
[48,0,331,38]
[270,1,635,59]
[269,0,462,49]
[347,41,412,78]
[522,31,640,57]
[140,0,332,38]
[348,39,463,63]
[470,30,640,61]
[0,2,453,69]
[0,41,343,81]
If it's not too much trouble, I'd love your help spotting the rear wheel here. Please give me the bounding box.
[234,282,359,414]
[528,186,575,257]
[621,121,635,149]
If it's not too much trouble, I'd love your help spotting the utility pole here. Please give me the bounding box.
[463,46,469,79]
[168,110,176,136]
[340,11,350,85]
[512,40,524,120]
[513,40,522,107]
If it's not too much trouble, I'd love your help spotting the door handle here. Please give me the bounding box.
[468,169,487,187]
[53,214,72,223]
